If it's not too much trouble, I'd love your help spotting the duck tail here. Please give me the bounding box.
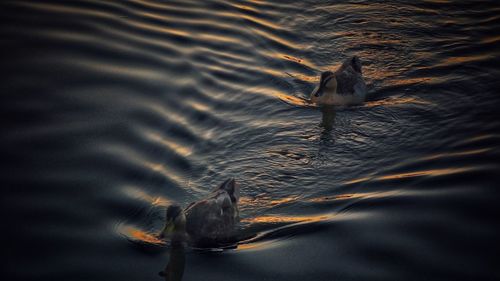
[350,56,362,74]
[217,178,239,203]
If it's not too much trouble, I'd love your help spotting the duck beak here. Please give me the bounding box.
[160,220,175,239]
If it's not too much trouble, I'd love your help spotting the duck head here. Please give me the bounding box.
[160,205,186,239]
[310,71,338,104]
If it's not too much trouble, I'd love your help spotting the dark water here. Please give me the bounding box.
[2,0,500,280]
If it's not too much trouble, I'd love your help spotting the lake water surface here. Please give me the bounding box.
[2,0,500,280]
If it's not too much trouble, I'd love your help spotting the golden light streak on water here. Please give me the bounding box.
[242,214,331,224]
[237,240,279,251]
[377,167,474,180]
[100,144,188,188]
[122,185,171,206]
[345,167,476,185]
[481,35,500,44]
[119,225,166,245]
[420,148,492,161]
[276,93,311,107]
[144,130,193,157]
[307,190,405,203]
[438,54,493,66]
[229,3,259,13]
[364,96,435,107]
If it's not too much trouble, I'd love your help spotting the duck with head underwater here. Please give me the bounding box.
[160,178,239,248]
[310,56,367,106]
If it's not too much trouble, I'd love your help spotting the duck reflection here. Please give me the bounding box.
[159,232,186,281]
[319,105,336,131]
[318,105,337,146]
[319,105,336,145]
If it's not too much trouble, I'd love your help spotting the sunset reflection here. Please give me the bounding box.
[119,225,165,245]
[242,214,330,224]
[345,167,475,185]
[122,185,170,206]
[307,190,403,203]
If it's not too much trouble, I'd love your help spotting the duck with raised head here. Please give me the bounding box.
[310,56,367,106]
[159,178,239,248]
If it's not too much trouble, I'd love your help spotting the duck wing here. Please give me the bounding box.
[333,56,365,96]
[184,189,238,244]
[335,66,366,96]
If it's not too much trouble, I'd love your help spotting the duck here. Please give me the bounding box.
[159,178,239,248]
[310,56,367,106]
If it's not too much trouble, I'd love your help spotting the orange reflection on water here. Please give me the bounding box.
[199,33,242,45]
[101,144,186,188]
[481,35,500,44]
[122,185,170,206]
[218,11,281,30]
[239,194,302,210]
[386,77,438,87]
[252,28,301,49]
[144,130,193,157]
[345,167,474,184]
[133,18,190,38]
[269,195,301,206]
[421,148,492,161]
[145,161,185,186]
[185,99,211,113]
[237,240,276,251]
[439,54,492,66]
[364,96,434,107]
[344,176,372,185]
[308,190,402,203]
[229,3,258,13]
[276,92,311,107]
[378,167,473,180]
[282,55,302,63]
[307,193,356,202]
[238,196,256,206]
[284,71,318,82]
[120,225,165,245]
[455,134,499,146]
[242,214,330,224]
[242,212,370,229]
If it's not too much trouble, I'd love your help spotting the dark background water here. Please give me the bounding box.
[2,0,500,280]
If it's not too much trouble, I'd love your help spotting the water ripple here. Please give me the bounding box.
[2,0,500,280]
